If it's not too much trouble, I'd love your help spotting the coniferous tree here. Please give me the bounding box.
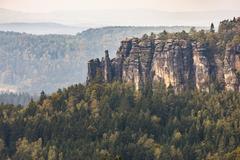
[39,91,47,105]
[210,23,215,33]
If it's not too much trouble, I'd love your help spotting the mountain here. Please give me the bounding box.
[0,8,240,26]
[87,17,240,93]
[0,26,200,94]
[0,23,87,35]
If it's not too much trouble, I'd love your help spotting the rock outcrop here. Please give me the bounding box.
[223,44,240,91]
[192,42,210,92]
[87,35,240,92]
[152,39,194,92]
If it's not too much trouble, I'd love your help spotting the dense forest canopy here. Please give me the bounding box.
[1,82,240,159]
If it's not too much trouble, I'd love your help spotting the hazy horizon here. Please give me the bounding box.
[1,0,240,13]
[1,7,240,14]
[0,8,239,27]
[0,0,240,27]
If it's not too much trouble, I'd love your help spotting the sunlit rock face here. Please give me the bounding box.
[192,42,210,92]
[223,44,240,91]
[87,35,240,93]
[152,39,194,93]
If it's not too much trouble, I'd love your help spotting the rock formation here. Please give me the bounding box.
[223,44,240,91]
[87,27,240,93]
[152,39,194,92]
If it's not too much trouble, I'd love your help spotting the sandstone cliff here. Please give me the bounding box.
[87,36,240,92]
[87,18,240,93]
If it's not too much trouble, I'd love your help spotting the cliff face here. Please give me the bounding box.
[223,44,240,91]
[87,36,240,92]
[152,39,194,92]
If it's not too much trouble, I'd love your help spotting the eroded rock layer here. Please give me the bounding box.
[87,36,240,92]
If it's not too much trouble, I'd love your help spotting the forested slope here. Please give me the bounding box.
[0,82,240,159]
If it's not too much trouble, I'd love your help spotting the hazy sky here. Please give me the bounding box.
[0,0,240,12]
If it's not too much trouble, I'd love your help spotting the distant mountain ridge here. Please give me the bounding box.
[0,22,87,35]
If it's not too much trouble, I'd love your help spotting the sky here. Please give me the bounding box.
[0,0,240,13]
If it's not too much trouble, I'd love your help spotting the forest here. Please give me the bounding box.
[0,81,240,159]
[0,18,240,160]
